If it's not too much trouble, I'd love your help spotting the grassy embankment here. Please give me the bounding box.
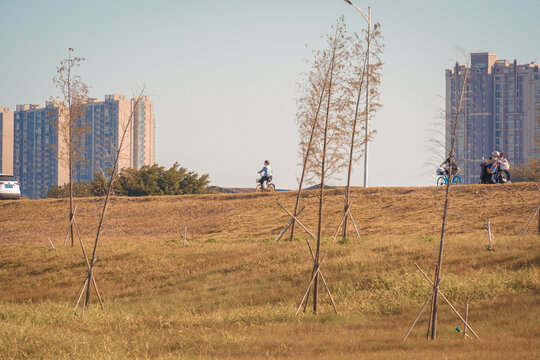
[0,183,539,359]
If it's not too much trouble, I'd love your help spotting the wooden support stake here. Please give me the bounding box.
[320,272,338,314]
[463,302,469,339]
[277,202,337,314]
[295,249,329,315]
[486,219,493,251]
[519,202,540,240]
[74,274,89,311]
[438,291,480,340]
[274,205,306,242]
[63,205,79,246]
[426,291,434,339]
[425,265,439,340]
[278,202,318,241]
[414,263,480,340]
[90,272,104,310]
[47,237,56,250]
[331,203,361,242]
[402,286,437,342]
[331,211,349,240]
[348,210,361,241]
[74,219,104,310]
[179,226,190,247]
[72,275,89,305]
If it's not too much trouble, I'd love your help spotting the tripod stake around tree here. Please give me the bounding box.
[274,205,306,242]
[63,205,79,246]
[402,263,480,342]
[71,218,104,315]
[276,202,338,314]
[331,202,361,242]
[179,226,190,247]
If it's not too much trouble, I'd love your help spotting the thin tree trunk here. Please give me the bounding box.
[362,25,370,189]
[68,59,74,247]
[430,59,469,339]
[83,91,144,307]
[343,35,369,239]
[290,56,334,242]
[314,54,335,314]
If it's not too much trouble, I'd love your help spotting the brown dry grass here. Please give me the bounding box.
[1,183,538,244]
[0,183,539,359]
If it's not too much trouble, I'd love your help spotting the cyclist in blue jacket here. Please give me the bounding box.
[258,160,273,188]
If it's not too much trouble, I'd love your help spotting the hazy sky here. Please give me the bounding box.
[1,0,538,188]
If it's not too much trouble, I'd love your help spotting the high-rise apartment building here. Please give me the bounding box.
[0,107,14,175]
[446,52,540,184]
[10,95,155,198]
[13,102,68,199]
[132,96,155,169]
[74,94,133,183]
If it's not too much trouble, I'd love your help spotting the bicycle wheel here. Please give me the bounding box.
[451,175,462,185]
[255,184,262,192]
[498,171,508,183]
[436,177,446,186]
[267,183,276,192]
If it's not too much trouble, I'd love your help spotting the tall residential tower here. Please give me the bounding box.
[0,107,14,175]
[445,52,540,184]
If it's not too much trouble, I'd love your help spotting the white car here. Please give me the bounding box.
[0,174,21,199]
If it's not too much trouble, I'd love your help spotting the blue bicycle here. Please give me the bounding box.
[436,168,462,186]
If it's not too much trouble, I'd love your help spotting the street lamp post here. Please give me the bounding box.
[344,0,371,188]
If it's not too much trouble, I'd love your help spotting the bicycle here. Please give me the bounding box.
[436,168,462,186]
[490,166,509,184]
[256,176,275,192]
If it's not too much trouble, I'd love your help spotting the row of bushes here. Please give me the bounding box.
[47,162,213,198]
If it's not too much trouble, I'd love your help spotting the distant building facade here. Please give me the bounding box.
[0,107,14,175]
[446,52,540,184]
[8,95,155,198]
[132,96,155,169]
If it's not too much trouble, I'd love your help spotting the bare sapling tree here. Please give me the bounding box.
[74,87,146,312]
[427,55,470,339]
[53,48,90,246]
[299,17,350,313]
[288,34,336,242]
[342,23,383,239]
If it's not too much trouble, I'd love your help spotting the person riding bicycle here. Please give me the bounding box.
[498,153,511,181]
[258,160,273,188]
[440,153,458,176]
[480,156,492,184]
[491,152,511,182]
[486,151,501,178]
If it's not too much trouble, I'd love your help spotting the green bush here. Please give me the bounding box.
[47,162,213,198]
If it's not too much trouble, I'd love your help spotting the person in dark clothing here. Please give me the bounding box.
[480,157,492,184]
[440,153,458,176]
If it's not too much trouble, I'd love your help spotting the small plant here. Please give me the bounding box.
[338,237,350,245]
[205,238,219,243]
[420,235,435,242]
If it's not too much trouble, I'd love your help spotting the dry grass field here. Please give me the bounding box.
[0,183,539,359]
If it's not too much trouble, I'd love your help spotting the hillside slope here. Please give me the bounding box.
[1,183,538,244]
